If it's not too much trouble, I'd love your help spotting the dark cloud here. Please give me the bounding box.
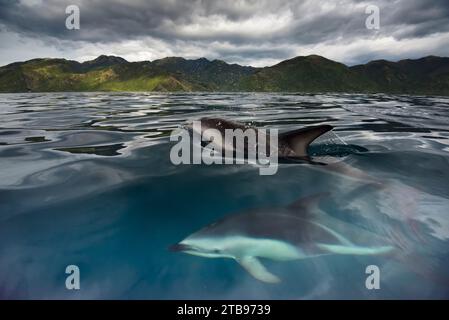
[0,0,449,66]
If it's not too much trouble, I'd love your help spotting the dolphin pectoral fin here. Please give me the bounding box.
[317,244,394,255]
[280,125,333,157]
[237,256,281,284]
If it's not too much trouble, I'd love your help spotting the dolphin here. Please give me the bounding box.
[186,117,379,183]
[170,194,395,283]
[187,117,336,164]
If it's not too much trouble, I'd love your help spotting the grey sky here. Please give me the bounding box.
[1,0,448,67]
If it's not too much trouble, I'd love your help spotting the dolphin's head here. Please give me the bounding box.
[170,219,237,259]
[199,118,221,127]
[184,117,221,130]
[182,118,222,139]
[185,117,248,133]
[169,235,232,259]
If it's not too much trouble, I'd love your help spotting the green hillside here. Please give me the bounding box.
[1,54,449,95]
[239,55,368,92]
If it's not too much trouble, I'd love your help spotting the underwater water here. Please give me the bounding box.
[0,92,449,299]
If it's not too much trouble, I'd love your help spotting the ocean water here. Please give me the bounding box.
[0,92,449,299]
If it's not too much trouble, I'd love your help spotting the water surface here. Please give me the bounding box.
[1,92,449,299]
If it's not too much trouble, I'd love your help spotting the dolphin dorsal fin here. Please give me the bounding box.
[287,193,330,211]
[280,125,333,156]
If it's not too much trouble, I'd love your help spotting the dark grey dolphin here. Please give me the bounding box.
[189,117,334,163]
[171,194,394,283]
[187,117,378,183]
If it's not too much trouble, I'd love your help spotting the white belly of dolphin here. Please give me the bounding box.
[229,236,304,261]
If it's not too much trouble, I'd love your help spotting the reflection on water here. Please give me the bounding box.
[0,92,449,299]
[56,143,125,156]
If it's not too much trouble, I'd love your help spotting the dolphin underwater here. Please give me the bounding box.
[170,194,395,283]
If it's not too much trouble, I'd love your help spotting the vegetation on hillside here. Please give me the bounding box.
[1,54,449,95]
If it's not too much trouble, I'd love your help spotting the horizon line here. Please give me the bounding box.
[1,53,447,69]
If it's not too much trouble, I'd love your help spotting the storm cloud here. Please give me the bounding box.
[0,0,449,66]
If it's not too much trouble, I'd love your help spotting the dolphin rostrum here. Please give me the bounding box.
[170,194,394,283]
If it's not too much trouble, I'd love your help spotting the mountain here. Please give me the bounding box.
[1,54,449,95]
[81,55,128,70]
[151,57,255,90]
[240,55,367,92]
[351,56,449,95]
